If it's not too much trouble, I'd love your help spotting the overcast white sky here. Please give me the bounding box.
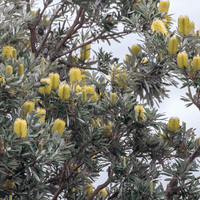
[35,0,200,187]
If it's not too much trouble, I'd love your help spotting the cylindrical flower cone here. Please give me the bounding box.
[193,56,200,71]
[39,78,51,95]
[110,93,116,105]
[82,89,87,102]
[132,45,140,56]
[151,19,168,35]
[52,118,65,135]
[49,73,60,89]
[81,44,91,60]
[178,16,190,35]
[41,58,45,73]
[168,37,178,55]
[23,101,35,116]
[168,117,179,132]
[177,52,188,68]
[6,65,13,75]
[69,67,81,85]
[18,64,24,77]
[58,83,70,100]
[158,1,170,14]
[14,118,27,138]
[12,49,17,60]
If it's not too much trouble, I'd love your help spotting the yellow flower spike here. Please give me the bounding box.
[23,101,35,116]
[3,180,14,189]
[0,77,5,87]
[36,108,46,123]
[12,49,17,60]
[110,93,116,105]
[151,19,168,35]
[193,56,200,71]
[71,188,76,194]
[103,122,112,138]
[168,117,179,132]
[178,16,190,35]
[39,78,51,95]
[150,181,153,195]
[39,142,43,150]
[18,64,24,77]
[189,21,195,35]
[32,10,37,16]
[91,92,99,102]
[168,37,178,55]
[58,83,70,100]
[14,118,27,138]
[6,65,13,75]
[49,73,60,89]
[69,67,82,85]
[197,138,200,146]
[135,105,146,120]
[84,184,94,196]
[100,189,107,197]
[158,1,170,14]
[9,195,12,200]
[123,156,126,168]
[177,52,188,69]
[197,30,200,36]
[52,118,65,135]
[2,46,13,59]
[126,54,135,65]
[132,45,140,56]
[41,58,45,73]
[85,85,95,94]
[81,43,91,60]
[82,89,87,102]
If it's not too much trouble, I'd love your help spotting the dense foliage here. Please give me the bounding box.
[1,0,200,199]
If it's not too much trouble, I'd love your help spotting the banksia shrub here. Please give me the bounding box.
[52,118,65,134]
[151,19,167,35]
[39,78,51,95]
[168,117,179,132]
[135,105,146,120]
[14,118,27,138]
[177,52,188,68]
[36,108,46,123]
[49,73,60,89]
[193,56,200,71]
[18,64,24,77]
[23,101,35,116]
[158,1,170,14]
[58,83,70,100]
[178,16,190,35]
[6,65,13,75]
[132,44,141,56]
[168,36,178,55]
[81,43,91,60]
[69,67,81,84]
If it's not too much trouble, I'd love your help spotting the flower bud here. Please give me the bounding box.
[49,73,60,89]
[41,58,45,73]
[36,108,46,123]
[81,44,91,60]
[39,142,43,150]
[177,52,188,68]
[18,64,24,77]
[58,83,70,100]
[126,54,135,66]
[52,118,65,135]
[168,117,179,132]
[6,65,13,75]
[150,181,153,195]
[14,118,27,138]
[197,138,200,146]
[178,16,190,35]
[123,156,126,169]
[23,101,35,116]
[168,37,178,55]
[110,93,116,105]
[39,78,51,95]
[132,44,140,56]
[12,49,17,60]
[193,56,200,71]
[82,89,87,102]
[9,195,12,200]
[158,1,170,14]
[151,19,167,35]
[100,189,107,197]
[103,122,111,138]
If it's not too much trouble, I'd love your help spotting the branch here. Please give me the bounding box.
[187,144,200,164]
